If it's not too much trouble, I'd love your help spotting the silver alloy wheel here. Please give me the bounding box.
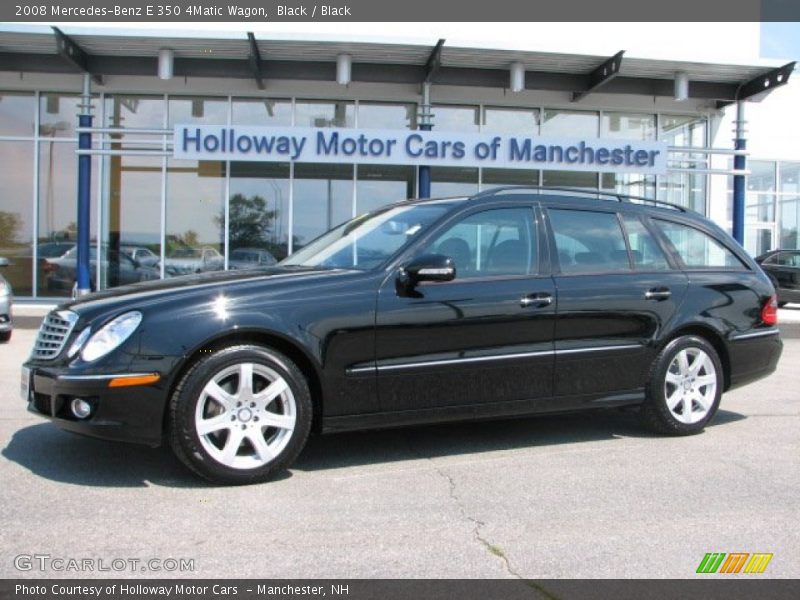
[664,347,718,424]
[194,362,297,470]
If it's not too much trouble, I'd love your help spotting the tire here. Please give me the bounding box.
[640,335,723,435]
[0,330,10,343]
[169,344,312,485]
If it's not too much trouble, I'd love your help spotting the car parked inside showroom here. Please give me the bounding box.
[22,187,782,484]
[755,249,800,306]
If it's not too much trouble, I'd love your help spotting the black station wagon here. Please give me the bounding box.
[23,187,783,484]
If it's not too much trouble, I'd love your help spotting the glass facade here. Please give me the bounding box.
[0,91,721,297]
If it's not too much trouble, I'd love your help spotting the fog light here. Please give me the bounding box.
[71,398,92,419]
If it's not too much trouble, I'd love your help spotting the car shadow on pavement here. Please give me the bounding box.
[3,409,746,487]
[294,408,747,472]
[1,424,209,488]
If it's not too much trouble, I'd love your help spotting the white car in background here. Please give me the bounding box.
[162,247,224,277]
[0,257,13,342]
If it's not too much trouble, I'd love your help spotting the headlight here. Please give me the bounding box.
[80,311,142,362]
[67,327,92,358]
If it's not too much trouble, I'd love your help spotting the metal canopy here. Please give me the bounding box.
[0,28,788,103]
[716,61,796,107]
[572,50,625,102]
[247,32,265,90]
[424,39,446,83]
[51,27,103,85]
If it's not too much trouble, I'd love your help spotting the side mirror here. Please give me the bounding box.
[400,254,456,288]
[0,257,9,268]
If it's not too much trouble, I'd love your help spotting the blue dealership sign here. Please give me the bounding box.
[174,125,667,175]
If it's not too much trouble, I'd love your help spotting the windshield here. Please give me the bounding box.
[281,203,450,270]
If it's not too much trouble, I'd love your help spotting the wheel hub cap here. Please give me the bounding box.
[237,408,253,422]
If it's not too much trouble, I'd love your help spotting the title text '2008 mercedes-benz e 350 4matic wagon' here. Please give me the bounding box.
[22,187,782,484]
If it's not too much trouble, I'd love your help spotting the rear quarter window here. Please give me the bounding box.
[654,219,746,269]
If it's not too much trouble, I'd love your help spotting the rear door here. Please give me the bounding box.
[545,205,689,398]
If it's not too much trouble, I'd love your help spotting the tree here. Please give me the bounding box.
[0,211,22,246]
[215,193,277,249]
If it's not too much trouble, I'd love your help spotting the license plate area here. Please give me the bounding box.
[21,366,31,402]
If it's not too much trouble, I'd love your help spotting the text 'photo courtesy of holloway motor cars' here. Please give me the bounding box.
[21,187,783,485]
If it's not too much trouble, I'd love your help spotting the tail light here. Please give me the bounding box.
[761,294,778,326]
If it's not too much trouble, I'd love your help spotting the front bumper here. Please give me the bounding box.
[24,366,170,447]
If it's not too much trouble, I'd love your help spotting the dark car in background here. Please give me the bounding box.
[755,249,800,306]
[22,187,782,485]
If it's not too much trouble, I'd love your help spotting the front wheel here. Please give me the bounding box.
[640,336,723,435]
[169,344,312,485]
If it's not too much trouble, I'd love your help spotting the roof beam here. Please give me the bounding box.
[716,61,796,107]
[52,27,103,85]
[572,50,624,102]
[424,39,446,83]
[247,32,265,90]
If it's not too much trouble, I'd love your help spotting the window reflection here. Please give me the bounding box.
[292,163,354,251]
[431,105,479,132]
[0,141,34,295]
[165,159,226,277]
[483,108,539,135]
[232,98,292,126]
[0,93,36,136]
[295,101,354,128]
[39,143,98,296]
[357,102,417,130]
[431,167,478,197]
[229,162,290,261]
[541,109,599,137]
[102,155,162,290]
[356,165,414,215]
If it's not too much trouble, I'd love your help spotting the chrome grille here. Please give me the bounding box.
[32,310,78,360]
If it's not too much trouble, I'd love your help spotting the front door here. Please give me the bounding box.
[374,204,556,413]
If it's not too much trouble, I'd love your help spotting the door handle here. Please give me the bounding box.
[645,287,672,300]
[520,293,553,308]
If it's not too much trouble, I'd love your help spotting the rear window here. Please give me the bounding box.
[654,220,745,269]
[548,209,630,274]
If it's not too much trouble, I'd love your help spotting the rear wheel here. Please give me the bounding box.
[640,335,722,435]
[0,330,10,343]
[169,344,312,485]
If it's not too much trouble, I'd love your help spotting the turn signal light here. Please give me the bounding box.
[761,294,778,326]
[108,373,161,388]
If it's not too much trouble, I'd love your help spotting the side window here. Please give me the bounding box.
[654,220,746,269]
[548,209,630,274]
[762,254,779,265]
[777,252,800,267]
[422,207,536,279]
[622,215,671,271]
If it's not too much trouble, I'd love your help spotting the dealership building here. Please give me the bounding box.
[0,23,797,299]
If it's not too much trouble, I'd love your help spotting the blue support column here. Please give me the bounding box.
[418,122,432,199]
[731,101,746,246]
[417,82,432,198]
[75,77,93,295]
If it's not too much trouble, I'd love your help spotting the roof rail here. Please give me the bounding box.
[473,185,690,213]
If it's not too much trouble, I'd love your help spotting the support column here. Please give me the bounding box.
[75,74,93,296]
[417,82,432,198]
[732,101,746,246]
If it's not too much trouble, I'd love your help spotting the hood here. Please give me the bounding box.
[58,266,357,319]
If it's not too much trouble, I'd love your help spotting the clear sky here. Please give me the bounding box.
[761,22,800,61]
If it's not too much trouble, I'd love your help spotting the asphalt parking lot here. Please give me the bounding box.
[1,320,798,579]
